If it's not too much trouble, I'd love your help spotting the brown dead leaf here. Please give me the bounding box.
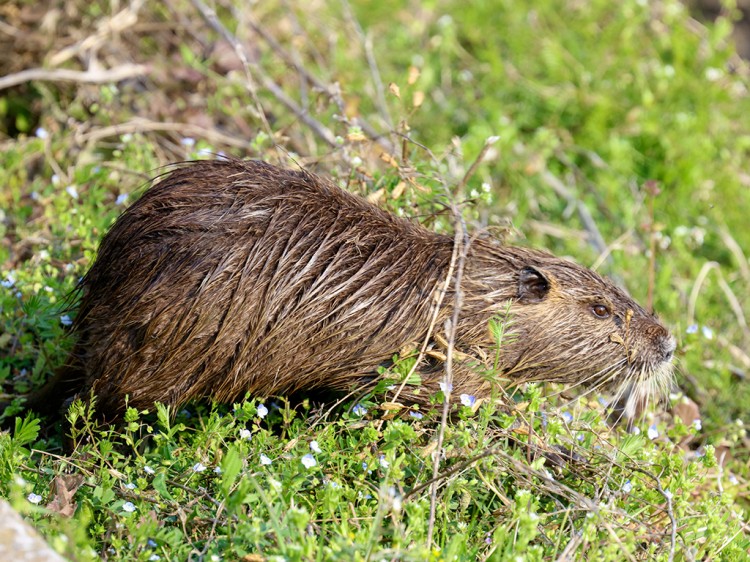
[379,152,399,168]
[672,397,701,426]
[407,66,420,85]
[46,474,85,518]
[380,402,404,412]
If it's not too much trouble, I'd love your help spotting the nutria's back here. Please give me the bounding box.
[40,159,675,419]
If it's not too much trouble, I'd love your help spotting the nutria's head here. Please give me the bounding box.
[461,241,676,417]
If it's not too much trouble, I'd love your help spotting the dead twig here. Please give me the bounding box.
[74,118,255,150]
[0,65,149,91]
[243,14,395,154]
[341,0,394,130]
[49,0,146,66]
[688,261,748,338]
[427,199,470,548]
[541,170,608,258]
[191,0,338,149]
[452,135,499,198]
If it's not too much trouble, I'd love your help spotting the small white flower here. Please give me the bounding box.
[325,479,341,489]
[352,404,367,416]
[409,411,423,420]
[257,404,268,418]
[301,454,317,469]
[622,480,633,493]
[1,275,15,289]
[27,493,42,505]
[268,478,282,491]
[35,127,48,139]
[729,474,739,485]
[147,539,158,548]
[705,67,723,81]
[65,185,78,199]
[438,381,453,393]
[192,462,207,472]
[180,137,195,147]
[460,394,476,407]
[239,428,252,440]
[576,433,585,442]
[30,191,40,201]
[310,440,322,453]
[379,455,390,469]
[686,324,698,334]
[647,425,659,440]
[692,419,702,431]
[260,454,272,466]
[387,486,402,511]
[149,555,161,561]
[561,411,573,423]
[213,466,222,474]
[60,315,73,326]
[197,148,213,158]
[124,482,136,490]
[701,326,714,340]
[631,426,641,435]
[51,174,60,185]
[116,193,129,206]
[122,501,136,513]
[143,465,155,475]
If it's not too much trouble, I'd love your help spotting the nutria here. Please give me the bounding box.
[26,159,675,420]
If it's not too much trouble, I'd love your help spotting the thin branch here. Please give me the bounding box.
[427,201,470,547]
[452,135,499,198]
[191,0,338,149]
[74,118,256,149]
[0,65,149,91]
[244,11,394,153]
[341,0,393,130]
[541,170,608,257]
[48,0,145,66]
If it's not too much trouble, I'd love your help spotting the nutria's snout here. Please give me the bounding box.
[660,333,677,363]
[23,158,675,422]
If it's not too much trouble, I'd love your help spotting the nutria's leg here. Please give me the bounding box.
[21,363,84,419]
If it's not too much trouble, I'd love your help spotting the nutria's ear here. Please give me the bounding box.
[518,267,550,303]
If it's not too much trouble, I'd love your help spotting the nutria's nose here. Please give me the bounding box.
[661,336,676,362]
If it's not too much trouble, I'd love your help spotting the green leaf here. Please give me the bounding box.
[13,415,40,447]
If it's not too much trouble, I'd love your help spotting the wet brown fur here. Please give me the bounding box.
[29,159,675,419]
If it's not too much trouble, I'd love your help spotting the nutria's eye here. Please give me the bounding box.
[591,304,610,319]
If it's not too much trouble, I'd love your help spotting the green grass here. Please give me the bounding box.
[1,0,749,559]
